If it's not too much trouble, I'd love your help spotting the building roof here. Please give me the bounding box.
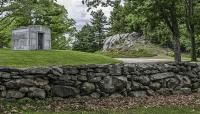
[13,25,50,31]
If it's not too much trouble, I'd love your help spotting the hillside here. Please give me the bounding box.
[101,32,174,58]
[0,49,120,67]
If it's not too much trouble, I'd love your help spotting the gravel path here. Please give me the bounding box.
[115,58,172,63]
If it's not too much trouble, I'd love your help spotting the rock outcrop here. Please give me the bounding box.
[103,32,145,51]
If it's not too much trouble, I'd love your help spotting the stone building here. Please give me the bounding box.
[12,25,51,50]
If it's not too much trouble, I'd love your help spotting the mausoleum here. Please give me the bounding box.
[12,25,51,50]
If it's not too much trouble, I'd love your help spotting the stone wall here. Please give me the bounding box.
[1,62,200,99]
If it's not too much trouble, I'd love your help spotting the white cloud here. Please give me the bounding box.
[57,0,113,30]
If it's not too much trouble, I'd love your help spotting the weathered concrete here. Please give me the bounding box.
[12,25,51,50]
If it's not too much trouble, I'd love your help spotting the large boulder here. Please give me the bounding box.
[81,82,96,94]
[103,32,145,51]
[6,90,24,99]
[52,85,79,98]
[99,76,127,93]
[28,87,46,99]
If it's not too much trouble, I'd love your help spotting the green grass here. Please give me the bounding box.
[0,49,120,67]
[97,48,157,58]
[98,43,171,58]
[23,107,200,114]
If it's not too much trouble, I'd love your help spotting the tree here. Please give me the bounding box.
[90,9,107,49]
[0,0,76,49]
[73,24,98,52]
[84,0,182,62]
[184,0,197,61]
[109,0,127,35]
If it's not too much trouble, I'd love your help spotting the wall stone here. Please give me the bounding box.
[1,62,200,99]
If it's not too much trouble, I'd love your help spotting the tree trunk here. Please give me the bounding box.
[171,2,182,62]
[185,0,197,61]
[172,31,181,62]
[190,26,197,61]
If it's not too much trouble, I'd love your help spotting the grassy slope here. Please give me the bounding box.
[0,49,120,67]
[99,42,198,61]
[98,43,172,58]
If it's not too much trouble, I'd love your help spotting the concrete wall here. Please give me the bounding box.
[0,62,200,99]
[29,25,51,50]
[12,28,30,50]
[12,25,51,50]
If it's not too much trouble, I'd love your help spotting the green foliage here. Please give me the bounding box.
[108,0,127,35]
[73,24,98,52]
[0,49,119,67]
[91,9,107,49]
[73,10,107,52]
[0,0,76,49]
[98,48,157,58]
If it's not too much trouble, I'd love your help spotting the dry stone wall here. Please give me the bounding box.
[1,62,200,99]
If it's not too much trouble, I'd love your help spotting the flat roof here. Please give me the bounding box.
[13,25,50,31]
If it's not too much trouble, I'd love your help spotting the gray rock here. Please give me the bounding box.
[24,67,50,75]
[157,88,172,95]
[65,67,79,75]
[177,75,191,87]
[129,91,147,97]
[1,91,6,97]
[150,82,161,90]
[28,87,46,99]
[78,76,87,81]
[51,66,63,76]
[4,81,18,89]
[110,93,123,98]
[16,79,35,86]
[11,75,22,79]
[0,72,10,79]
[109,65,122,75]
[165,78,180,89]
[34,78,49,86]
[90,92,101,99]
[100,76,115,93]
[192,82,200,89]
[95,73,107,77]
[0,67,21,72]
[19,87,29,93]
[131,81,143,90]
[197,88,200,93]
[6,90,24,99]
[89,77,102,83]
[100,76,127,94]
[103,32,144,51]
[147,89,157,96]
[180,88,192,94]
[0,85,5,91]
[150,72,175,81]
[132,76,150,85]
[113,76,127,89]
[82,82,95,94]
[80,70,87,75]
[43,85,51,91]
[52,85,79,98]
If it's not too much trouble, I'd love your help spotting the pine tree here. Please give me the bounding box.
[91,9,107,50]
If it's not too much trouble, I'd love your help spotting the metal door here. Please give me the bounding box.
[38,33,44,50]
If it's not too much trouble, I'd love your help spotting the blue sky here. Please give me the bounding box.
[57,0,113,30]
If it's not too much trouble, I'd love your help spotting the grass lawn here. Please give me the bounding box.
[0,49,120,67]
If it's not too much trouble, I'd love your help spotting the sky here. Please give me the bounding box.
[57,0,113,30]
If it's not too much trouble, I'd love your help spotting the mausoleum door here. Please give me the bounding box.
[38,33,44,50]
